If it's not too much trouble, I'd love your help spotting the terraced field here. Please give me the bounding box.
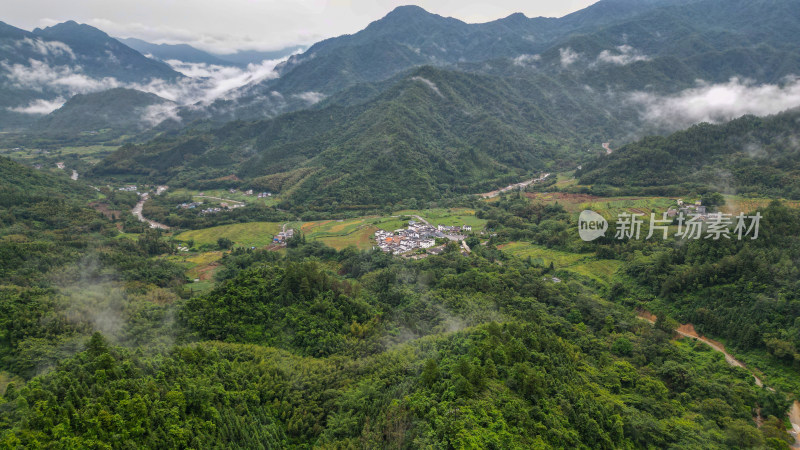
[498,242,623,285]
[394,208,487,231]
[720,196,800,214]
[174,208,486,251]
[176,222,283,247]
[296,218,378,250]
[524,192,674,217]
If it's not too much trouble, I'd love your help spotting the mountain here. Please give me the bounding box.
[92,65,628,208]
[120,38,306,67]
[120,37,235,66]
[576,109,800,198]
[32,87,177,136]
[31,21,180,82]
[204,0,800,124]
[211,46,306,66]
[0,21,181,131]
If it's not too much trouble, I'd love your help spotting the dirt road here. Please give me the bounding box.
[636,311,800,445]
[479,173,551,199]
[132,193,170,230]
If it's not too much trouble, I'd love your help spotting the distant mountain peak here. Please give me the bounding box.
[385,5,432,18]
[504,12,529,20]
[34,20,111,40]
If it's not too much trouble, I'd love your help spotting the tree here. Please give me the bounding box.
[217,237,233,250]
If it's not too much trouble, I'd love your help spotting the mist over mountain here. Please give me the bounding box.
[31,87,177,136]
[119,37,305,67]
[5,2,800,448]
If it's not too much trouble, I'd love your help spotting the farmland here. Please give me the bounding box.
[176,222,283,248]
[498,241,623,286]
[524,192,675,217]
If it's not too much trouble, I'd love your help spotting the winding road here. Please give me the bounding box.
[637,311,800,445]
[479,173,551,199]
[131,191,170,230]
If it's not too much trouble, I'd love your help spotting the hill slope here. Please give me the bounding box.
[0,21,181,130]
[576,109,800,198]
[205,0,800,123]
[32,88,176,136]
[93,66,626,208]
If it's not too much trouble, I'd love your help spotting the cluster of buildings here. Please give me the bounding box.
[374,220,472,255]
[225,188,271,198]
[666,199,708,219]
[177,201,203,209]
[118,185,138,192]
[201,202,245,215]
[273,229,294,243]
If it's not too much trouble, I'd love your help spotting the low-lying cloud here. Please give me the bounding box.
[156,58,283,104]
[8,97,67,114]
[291,91,326,105]
[596,45,649,66]
[16,37,75,59]
[410,76,443,97]
[630,77,800,129]
[3,59,120,94]
[559,47,579,68]
[513,53,540,67]
[3,50,288,123]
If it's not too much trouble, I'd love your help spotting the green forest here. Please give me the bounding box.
[1,159,798,448]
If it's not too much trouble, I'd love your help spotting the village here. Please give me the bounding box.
[374,219,472,255]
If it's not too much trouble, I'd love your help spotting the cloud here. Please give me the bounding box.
[2,59,120,93]
[411,76,443,97]
[81,17,315,55]
[8,97,66,114]
[513,53,540,67]
[596,45,649,66]
[16,37,75,59]
[292,91,326,105]
[140,103,180,126]
[559,47,579,68]
[154,58,283,104]
[3,55,289,123]
[629,77,800,129]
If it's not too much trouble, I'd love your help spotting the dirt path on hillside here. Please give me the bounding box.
[636,310,800,445]
[132,193,170,230]
[636,311,762,386]
[791,402,800,448]
[602,142,613,155]
[479,173,551,199]
[195,195,244,206]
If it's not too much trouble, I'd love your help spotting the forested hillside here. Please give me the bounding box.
[577,110,800,198]
[1,233,792,448]
[92,66,623,209]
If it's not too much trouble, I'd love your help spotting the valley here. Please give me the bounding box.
[3,0,800,447]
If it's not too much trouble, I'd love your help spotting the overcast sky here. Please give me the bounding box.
[4,0,598,54]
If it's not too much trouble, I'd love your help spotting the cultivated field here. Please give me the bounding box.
[176,222,283,247]
[498,242,623,285]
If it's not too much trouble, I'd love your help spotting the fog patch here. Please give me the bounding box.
[410,76,443,97]
[596,45,649,66]
[559,47,580,68]
[292,91,326,105]
[8,97,66,114]
[16,37,75,59]
[629,77,800,129]
[2,54,289,125]
[513,54,540,67]
[2,59,120,93]
[141,103,181,126]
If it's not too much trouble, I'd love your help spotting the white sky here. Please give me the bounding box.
[3,0,598,54]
